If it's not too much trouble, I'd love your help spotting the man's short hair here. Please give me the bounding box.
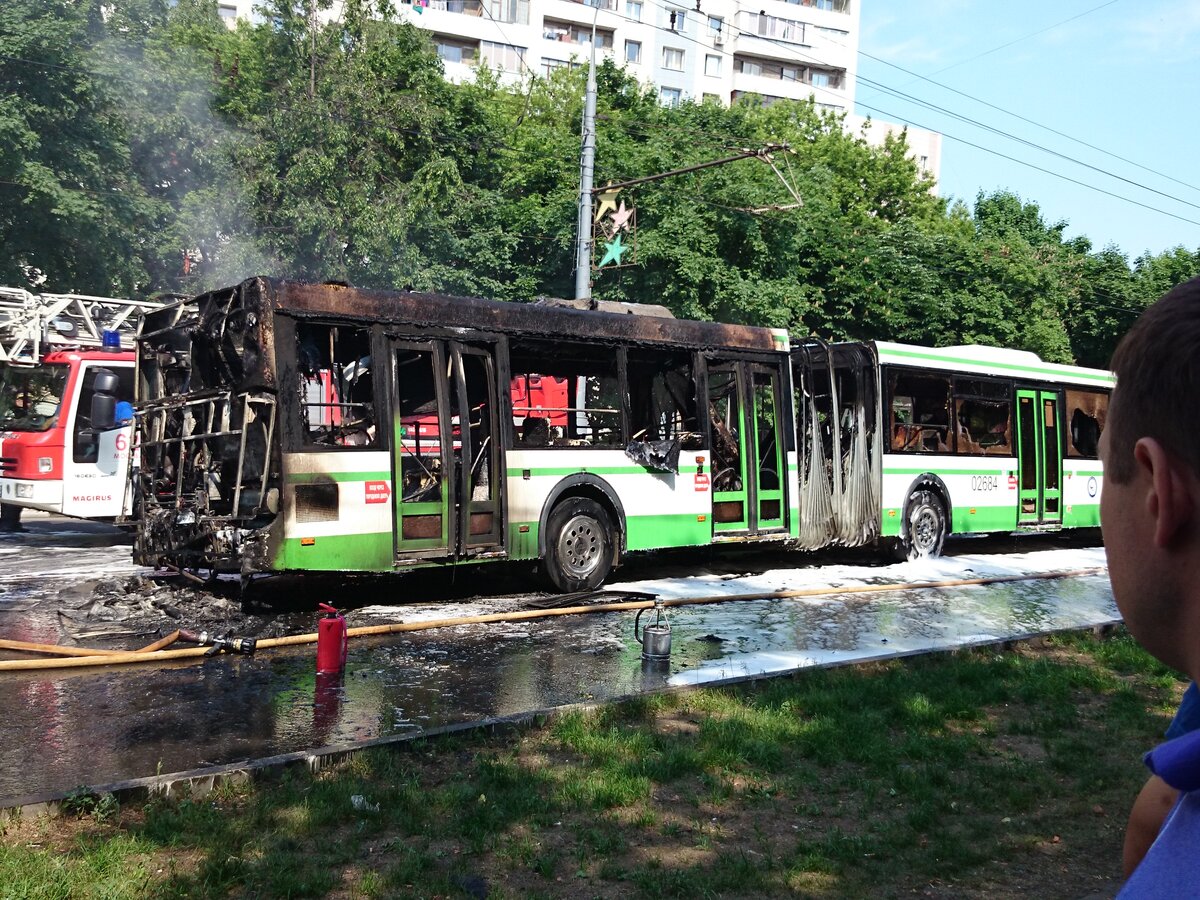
[1108,275,1200,483]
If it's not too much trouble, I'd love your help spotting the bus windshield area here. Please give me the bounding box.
[0,363,69,432]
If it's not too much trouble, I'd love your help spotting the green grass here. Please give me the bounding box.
[0,630,1184,899]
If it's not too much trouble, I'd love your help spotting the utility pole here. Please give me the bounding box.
[574,16,599,302]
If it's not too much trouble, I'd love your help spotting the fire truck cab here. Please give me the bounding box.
[0,348,136,519]
[0,287,162,522]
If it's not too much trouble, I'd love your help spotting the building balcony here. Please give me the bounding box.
[424,0,530,25]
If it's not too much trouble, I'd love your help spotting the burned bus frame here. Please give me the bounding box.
[131,278,797,584]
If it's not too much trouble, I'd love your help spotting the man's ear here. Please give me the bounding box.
[1134,437,1197,548]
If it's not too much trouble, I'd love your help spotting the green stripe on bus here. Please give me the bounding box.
[952,505,1017,533]
[1063,503,1101,528]
[276,531,393,571]
[286,470,391,484]
[626,512,711,551]
[508,522,539,560]
[1069,469,1104,477]
[882,505,1017,536]
[878,346,1113,384]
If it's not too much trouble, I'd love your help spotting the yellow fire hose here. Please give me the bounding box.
[0,568,1107,672]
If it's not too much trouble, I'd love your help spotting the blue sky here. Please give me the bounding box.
[856,0,1200,259]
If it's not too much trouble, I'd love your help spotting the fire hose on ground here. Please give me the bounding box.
[0,567,1108,672]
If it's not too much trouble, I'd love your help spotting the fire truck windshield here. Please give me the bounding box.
[0,362,69,432]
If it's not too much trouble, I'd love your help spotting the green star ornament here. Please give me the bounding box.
[599,234,628,267]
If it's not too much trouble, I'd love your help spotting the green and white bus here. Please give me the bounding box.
[129,279,1110,587]
[790,339,1112,561]
[132,278,800,589]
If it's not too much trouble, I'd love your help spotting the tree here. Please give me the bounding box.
[0,0,156,293]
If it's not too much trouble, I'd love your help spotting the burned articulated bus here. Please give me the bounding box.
[130,278,1110,586]
[131,277,810,588]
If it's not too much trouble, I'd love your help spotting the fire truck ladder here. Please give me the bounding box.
[0,287,167,363]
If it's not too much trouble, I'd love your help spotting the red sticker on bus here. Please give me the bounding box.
[694,473,710,492]
[365,481,391,504]
[1008,475,1018,490]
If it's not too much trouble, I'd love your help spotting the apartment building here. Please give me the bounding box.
[218,0,940,185]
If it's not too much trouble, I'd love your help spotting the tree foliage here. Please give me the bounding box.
[2,0,1198,364]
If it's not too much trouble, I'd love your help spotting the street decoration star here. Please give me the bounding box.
[598,234,627,267]
[594,187,621,222]
[610,200,633,232]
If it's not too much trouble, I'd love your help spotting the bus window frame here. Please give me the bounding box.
[1065,387,1109,460]
[884,365,954,456]
[276,315,390,454]
[505,338,627,450]
[950,374,1015,458]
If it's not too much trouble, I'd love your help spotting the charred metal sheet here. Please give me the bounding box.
[133,281,282,573]
[261,279,784,354]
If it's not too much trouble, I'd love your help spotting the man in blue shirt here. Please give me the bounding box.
[1123,683,1200,876]
[1103,276,1200,896]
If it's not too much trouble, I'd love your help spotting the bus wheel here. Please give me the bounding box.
[900,489,946,561]
[542,498,615,592]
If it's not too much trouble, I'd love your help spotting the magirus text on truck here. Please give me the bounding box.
[128,278,1111,588]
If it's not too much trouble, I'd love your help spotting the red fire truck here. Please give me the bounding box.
[0,289,163,523]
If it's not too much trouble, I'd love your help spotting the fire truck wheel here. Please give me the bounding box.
[542,497,615,593]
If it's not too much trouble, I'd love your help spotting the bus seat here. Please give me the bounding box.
[521,416,551,447]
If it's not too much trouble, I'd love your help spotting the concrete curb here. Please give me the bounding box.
[1,620,1121,819]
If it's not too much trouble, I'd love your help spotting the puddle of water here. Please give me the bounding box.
[0,569,1117,804]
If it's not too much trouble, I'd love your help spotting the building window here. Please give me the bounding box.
[487,0,531,24]
[742,12,806,44]
[625,40,642,63]
[708,15,724,40]
[810,67,842,88]
[668,8,685,30]
[662,47,684,70]
[218,3,238,20]
[626,0,642,19]
[704,54,721,76]
[702,92,720,103]
[543,20,614,49]
[480,40,527,73]
[735,55,843,89]
[435,37,479,64]
[788,0,850,9]
[660,87,682,107]
[542,57,580,76]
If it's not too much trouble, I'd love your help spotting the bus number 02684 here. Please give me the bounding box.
[970,475,999,492]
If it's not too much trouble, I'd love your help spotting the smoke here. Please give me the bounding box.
[89,0,278,296]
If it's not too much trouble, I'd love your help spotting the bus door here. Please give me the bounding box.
[1014,388,1063,526]
[391,340,502,558]
[706,359,787,535]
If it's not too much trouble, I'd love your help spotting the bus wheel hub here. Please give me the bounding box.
[559,515,602,576]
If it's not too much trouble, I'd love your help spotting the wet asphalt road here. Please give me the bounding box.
[0,514,1119,806]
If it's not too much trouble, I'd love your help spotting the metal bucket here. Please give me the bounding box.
[634,601,671,661]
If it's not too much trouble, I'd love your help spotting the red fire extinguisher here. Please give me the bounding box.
[316,603,348,674]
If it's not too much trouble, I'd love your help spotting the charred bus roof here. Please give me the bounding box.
[152,277,789,355]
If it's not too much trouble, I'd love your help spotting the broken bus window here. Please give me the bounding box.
[508,339,622,448]
[1065,388,1107,458]
[296,323,377,448]
[887,370,951,453]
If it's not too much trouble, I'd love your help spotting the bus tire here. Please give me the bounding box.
[899,489,947,561]
[542,497,615,593]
